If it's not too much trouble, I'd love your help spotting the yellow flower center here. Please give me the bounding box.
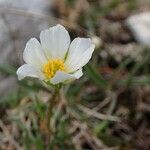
[43,59,66,79]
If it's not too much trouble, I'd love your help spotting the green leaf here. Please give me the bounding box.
[120,76,150,86]
[85,64,107,88]
[0,63,16,75]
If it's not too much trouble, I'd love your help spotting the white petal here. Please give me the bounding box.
[23,38,47,69]
[40,24,70,60]
[65,38,95,72]
[16,64,44,80]
[73,69,83,79]
[50,69,83,84]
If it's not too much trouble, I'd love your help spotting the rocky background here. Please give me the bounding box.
[0,0,150,149]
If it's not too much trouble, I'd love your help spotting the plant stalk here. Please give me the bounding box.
[47,88,59,134]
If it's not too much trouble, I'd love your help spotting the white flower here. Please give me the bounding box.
[16,24,95,85]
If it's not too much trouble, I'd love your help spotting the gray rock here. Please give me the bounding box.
[0,0,51,14]
[0,76,17,97]
[126,12,150,47]
[0,0,55,97]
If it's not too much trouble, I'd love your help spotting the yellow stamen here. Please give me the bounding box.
[43,59,66,79]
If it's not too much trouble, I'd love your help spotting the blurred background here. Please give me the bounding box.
[0,0,150,149]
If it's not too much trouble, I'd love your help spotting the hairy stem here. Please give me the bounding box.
[47,88,59,134]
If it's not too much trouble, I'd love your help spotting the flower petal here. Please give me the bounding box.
[50,69,83,84]
[65,38,95,72]
[40,24,70,60]
[23,38,47,69]
[16,64,44,80]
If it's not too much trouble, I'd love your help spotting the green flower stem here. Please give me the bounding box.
[47,87,60,135]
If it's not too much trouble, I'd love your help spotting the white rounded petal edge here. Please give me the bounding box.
[16,64,44,80]
[71,43,95,71]
[40,24,70,60]
[50,69,83,85]
[65,37,95,72]
[23,38,47,69]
